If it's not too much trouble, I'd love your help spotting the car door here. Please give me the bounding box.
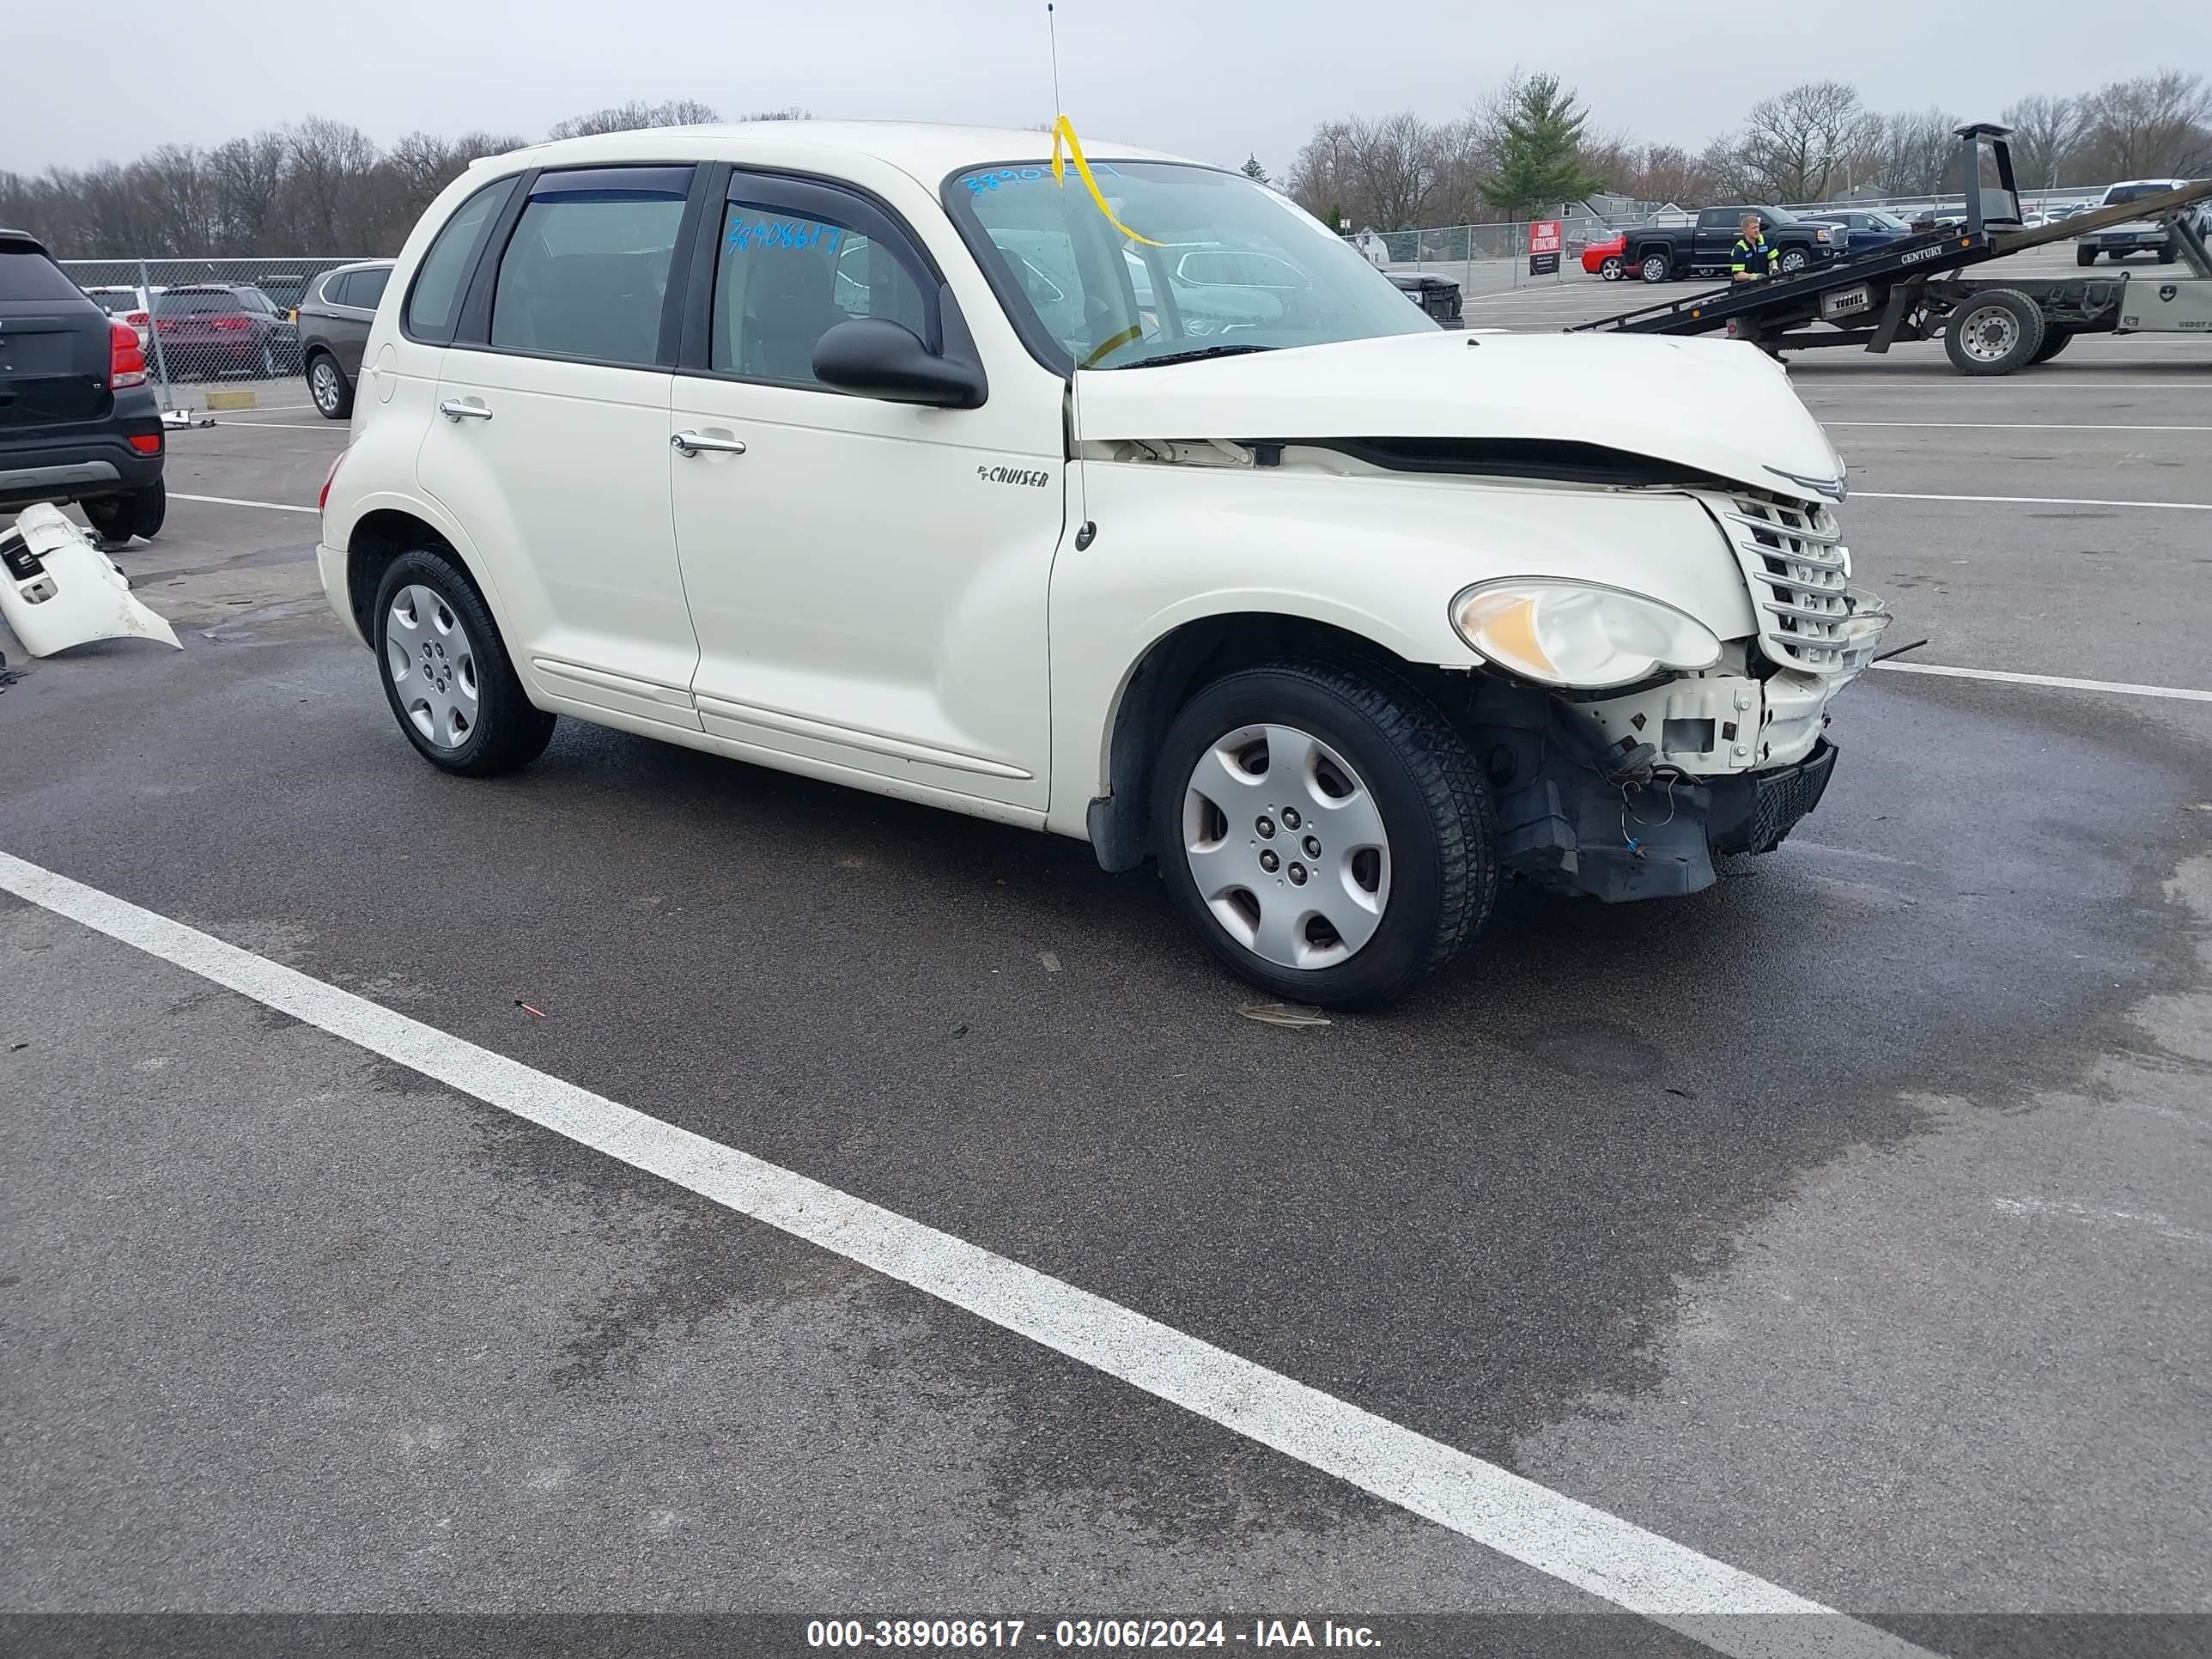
[415,163,707,732]
[1692,210,1734,271]
[667,170,1060,812]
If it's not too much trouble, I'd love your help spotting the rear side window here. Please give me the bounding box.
[0,246,83,302]
[489,167,692,368]
[351,267,391,309]
[407,177,517,343]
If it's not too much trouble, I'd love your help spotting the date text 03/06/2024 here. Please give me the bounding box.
[805,1618,1382,1649]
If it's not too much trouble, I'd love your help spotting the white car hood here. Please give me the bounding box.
[1073,330,1844,502]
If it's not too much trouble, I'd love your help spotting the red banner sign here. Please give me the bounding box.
[1529,220,1563,255]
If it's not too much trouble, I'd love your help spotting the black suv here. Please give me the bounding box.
[2,230,165,541]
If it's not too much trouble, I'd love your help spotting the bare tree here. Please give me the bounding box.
[1865,107,1961,197]
[2002,94,2089,188]
[547,99,721,140]
[1287,112,1456,230]
[2075,72,2212,178]
[1728,81,1881,203]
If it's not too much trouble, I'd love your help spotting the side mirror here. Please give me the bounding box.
[811,318,986,409]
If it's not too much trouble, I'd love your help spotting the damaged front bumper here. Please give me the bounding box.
[1497,737,1838,903]
[0,503,180,657]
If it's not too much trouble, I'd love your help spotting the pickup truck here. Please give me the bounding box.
[2075,179,2209,265]
[1624,206,1840,284]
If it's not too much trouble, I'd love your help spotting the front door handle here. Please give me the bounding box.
[438,398,492,422]
[672,429,747,457]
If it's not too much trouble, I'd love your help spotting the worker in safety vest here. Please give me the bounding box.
[1732,213,1779,282]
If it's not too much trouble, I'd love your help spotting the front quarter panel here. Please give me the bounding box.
[1045,461,1759,835]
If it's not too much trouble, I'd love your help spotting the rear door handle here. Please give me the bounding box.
[438,398,492,422]
[672,429,747,457]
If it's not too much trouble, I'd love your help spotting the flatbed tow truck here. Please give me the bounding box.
[1569,124,2212,375]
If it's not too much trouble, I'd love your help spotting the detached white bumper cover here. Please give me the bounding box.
[0,503,181,657]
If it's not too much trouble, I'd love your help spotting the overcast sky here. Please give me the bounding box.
[7,0,2205,176]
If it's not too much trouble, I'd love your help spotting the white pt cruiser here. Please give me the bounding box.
[319,124,1889,1008]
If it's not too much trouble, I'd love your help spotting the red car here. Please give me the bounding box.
[1582,232,1627,281]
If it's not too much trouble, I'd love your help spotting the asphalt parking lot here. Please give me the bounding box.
[5,268,2210,1657]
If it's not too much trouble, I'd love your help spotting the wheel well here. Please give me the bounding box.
[346,510,457,640]
[1087,613,1453,872]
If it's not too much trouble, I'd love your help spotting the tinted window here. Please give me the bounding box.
[350,267,391,309]
[407,177,515,343]
[0,246,85,302]
[155,290,242,316]
[712,200,931,385]
[2106,183,2178,205]
[321,270,354,306]
[490,172,690,366]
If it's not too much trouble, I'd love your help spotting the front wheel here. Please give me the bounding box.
[1778,248,1810,275]
[373,547,556,776]
[2158,242,2179,264]
[1149,661,1495,1009]
[1943,289,2046,375]
[2075,245,2099,267]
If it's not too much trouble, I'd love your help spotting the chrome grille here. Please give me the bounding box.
[1709,492,1888,675]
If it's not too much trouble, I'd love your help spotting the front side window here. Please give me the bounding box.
[947,161,1431,370]
[407,176,515,342]
[490,169,690,367]
[710,197,933,386]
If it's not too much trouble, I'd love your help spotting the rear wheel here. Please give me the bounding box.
[1943,289,2046,376]
[1600,255,1623,281]
[1149,660,1494,1010]
[1638,249,1670,283]
[308,354,354,419]
[257,337,279,379]
[2028,326,2075,365]
[2157,241,2179,264]
[373,547,556,776]
[2075,245,2098,267]
[82,483,161,544]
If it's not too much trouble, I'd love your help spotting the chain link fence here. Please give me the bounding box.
[57,256,373,416]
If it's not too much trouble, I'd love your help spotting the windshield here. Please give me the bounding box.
[946,159,1432,370]
[1867,211,1909,229]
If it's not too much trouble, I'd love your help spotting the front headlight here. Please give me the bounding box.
[1450,580,1722,690]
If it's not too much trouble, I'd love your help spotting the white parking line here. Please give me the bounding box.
[1875,661,2212,702]
[1854,490,2212,511]
[1827,422,2212,432]
[169,493,318,515]
[0,848,1928,1659]
[1798,381,2212,391]
[202,420,349,432]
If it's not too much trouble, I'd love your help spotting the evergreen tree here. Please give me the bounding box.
[1481,74,1605,218]
[1241,154,1268,183]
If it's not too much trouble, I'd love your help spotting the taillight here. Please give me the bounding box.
[212,316,252,331]
[129,434,162,455]
[319,450,347,516]
[110,319,148,388]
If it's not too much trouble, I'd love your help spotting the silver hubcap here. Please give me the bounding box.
[312,362,340,409]
[1182,723,1391,970]
[1961,306,2021,362]
[1644,256,1665,280]
[385,584,479,749]
[1781,252,1806,272]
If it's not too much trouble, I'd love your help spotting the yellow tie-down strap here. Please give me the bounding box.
[1051,115,1161,247]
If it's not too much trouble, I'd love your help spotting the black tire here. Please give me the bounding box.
[1943,289,2046,376]
[307,353,354,419]
[372,546,556,777]
[1778,247,1810,276]
[2075,245,2098,267]
[1638,248,1670,283]
[82,493,133,542]
[2157,242,2179,264]
[2028,326,2075,365]
[257,338,279,379]
[1600,256,1623,281]
[1148,659,1495,1010]
[129,478,165,540]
